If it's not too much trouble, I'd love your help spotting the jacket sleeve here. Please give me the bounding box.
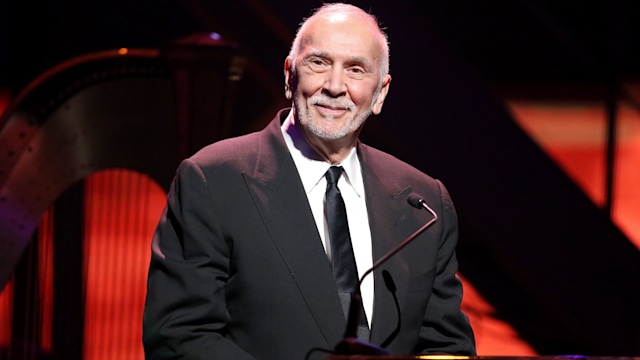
[142,159,256,360]
[417,180,476,355]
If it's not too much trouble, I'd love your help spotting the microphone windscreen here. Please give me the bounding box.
[407,193,424,209]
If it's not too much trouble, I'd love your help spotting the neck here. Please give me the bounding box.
[287,110,358,164]
[299,126,357,165]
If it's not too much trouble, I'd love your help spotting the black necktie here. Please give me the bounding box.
[325,166,369,340]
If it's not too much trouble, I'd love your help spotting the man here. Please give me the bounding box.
[143,3,476,359]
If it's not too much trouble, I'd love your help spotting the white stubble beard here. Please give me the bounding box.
[294,93,373,140]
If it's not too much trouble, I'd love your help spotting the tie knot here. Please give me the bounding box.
[326,166,344,185]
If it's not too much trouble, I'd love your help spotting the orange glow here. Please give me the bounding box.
[0,280,13,346]
[460,277,538,355]
[38,210,55,352]
[507,91,640,250]
[118,48,129,55]
[83,169,166,360]
[459,85,640,354]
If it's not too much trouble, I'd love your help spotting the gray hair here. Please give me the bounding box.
[287,3,390,77]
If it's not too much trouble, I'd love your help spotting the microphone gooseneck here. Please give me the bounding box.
[358,193,438,286]
[333,192,438,356]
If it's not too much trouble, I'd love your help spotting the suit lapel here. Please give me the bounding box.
[242,113,345,347]
[358,144,415,345]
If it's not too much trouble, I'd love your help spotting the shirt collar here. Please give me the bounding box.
[281,110,364,197]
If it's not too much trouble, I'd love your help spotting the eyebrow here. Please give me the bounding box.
[347,56,373,69]
[304,50,374,69]
[304,50,330,59]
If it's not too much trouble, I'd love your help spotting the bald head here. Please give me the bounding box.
[288,3,390,77]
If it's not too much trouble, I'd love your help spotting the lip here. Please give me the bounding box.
[315,104,349,118]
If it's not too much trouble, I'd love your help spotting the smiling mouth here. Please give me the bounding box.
[315,104,350,118]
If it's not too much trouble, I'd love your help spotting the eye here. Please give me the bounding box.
[306,57,329,72]
[347,66,367,79]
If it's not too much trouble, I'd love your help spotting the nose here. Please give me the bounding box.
[322,66,347,97]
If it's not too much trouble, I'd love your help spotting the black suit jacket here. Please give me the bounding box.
[143,110,475,359]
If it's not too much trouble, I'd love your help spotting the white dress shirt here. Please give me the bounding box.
[281,111,374,326]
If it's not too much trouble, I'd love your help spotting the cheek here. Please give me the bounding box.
[295,72,324,97]
[348,84,376,108]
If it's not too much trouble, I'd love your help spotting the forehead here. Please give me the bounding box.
[298,12,384,65]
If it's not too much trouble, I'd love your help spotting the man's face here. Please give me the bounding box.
[285,12,391,143]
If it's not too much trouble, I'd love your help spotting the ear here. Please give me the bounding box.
[284,57,293,100]
[372,74,391,115]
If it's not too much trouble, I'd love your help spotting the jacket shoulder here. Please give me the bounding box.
[360,143,438,185]
[187,129,264,171]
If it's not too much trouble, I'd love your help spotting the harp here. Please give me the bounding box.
[0,33,257,360]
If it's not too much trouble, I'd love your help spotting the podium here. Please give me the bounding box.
[327,357,640,360]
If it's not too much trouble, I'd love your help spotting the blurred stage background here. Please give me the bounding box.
[1,1,639,359]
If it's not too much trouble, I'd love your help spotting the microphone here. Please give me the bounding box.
[333,192,438,355]
[379,270,401,349]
